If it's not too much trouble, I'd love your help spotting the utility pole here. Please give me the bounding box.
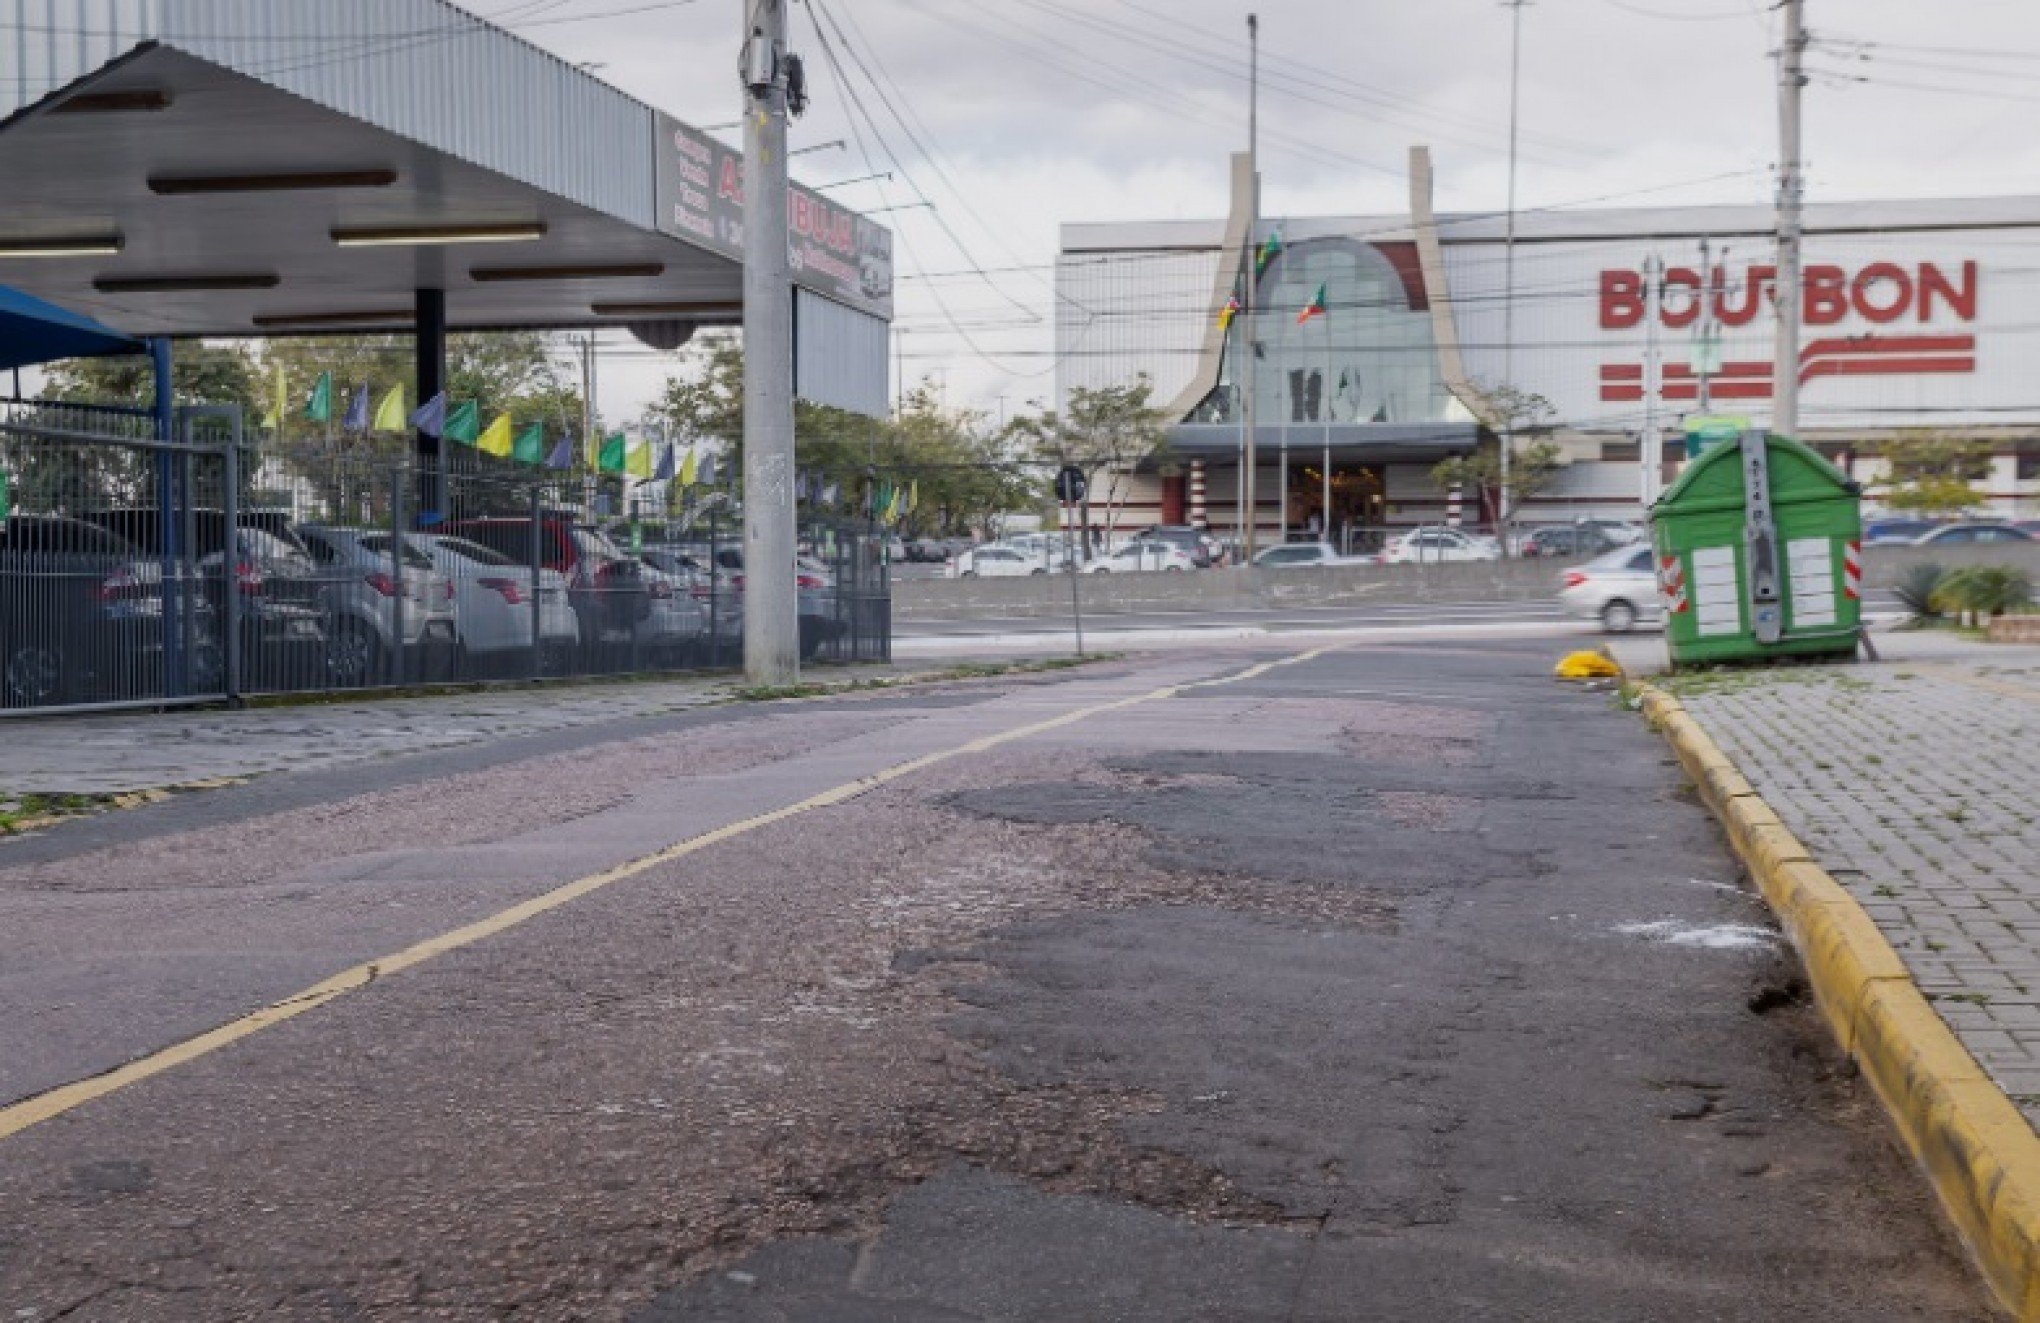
[1641,252,1663,508]
[1240,12,1260,562]
[1499,0,1529,552]
[1773,0,1807,438]
[741,0,798,684]
[581,333,598,516]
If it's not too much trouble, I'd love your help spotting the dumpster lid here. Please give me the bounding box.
[1651,430,1860,517]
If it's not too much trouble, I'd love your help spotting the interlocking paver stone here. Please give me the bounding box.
[1678,645,2040,1129]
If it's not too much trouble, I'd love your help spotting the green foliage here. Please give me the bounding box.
[1877,430,1992,516]
[1430,439,1564,507]
[1893,561,1946,621]
[40,341,259,415]
[647,334,1037,535]
[1931,564,2033,624]
[1002,377,1169,541]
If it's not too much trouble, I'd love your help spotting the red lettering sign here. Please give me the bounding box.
[1595,259,1978,330]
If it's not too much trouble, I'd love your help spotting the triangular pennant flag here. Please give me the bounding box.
[512,421,546,465]
[598,432,627,475]
[1296,282,1328,325]
[653,443,676,482]
[304,372,333,424]
[342,384,370,433]
[477,412,514,458]
[262,362,286,429]
[697,453,717,486]
[408,392,447,440]
[0,468,10,518]
[372,384,407,433]
[544,434,576,469]
[1255,228,1283,276]
[906,480,919,515]
[821,481,839,509]
[443,400,481,446]
[625,437,653,479]
[1218,294,1240,331]
[680,447,698,487]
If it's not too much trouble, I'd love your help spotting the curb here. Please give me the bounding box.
[1640,685,2040,1320]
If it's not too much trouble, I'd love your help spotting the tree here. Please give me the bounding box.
[648,337,1034,535]
[1435,381,1561,545]
[41,341,259,416]
[1876,430,1992,517]
[1003,377,1169,555]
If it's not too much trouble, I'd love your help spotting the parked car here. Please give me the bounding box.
[1910,522,2034,546]
[1519,524,1620,559]
[633,562,715,666]
[1865,517,1944,546]
[1085,543,1196,573]
[412,533,580,676]
[1381,527,1500,565]
[1128,524,1219,568]
[0,514,220,707]
[1251,542,1364,569]
[440,517,651,665]
[640,548,744,662]
[1557,544,1662,633]
[296,525,458,685]
[661,545,842,658]
[950,546,1047,578]
[1577,518,1645,546]
[75,506,330,692]
[905,538,950,563]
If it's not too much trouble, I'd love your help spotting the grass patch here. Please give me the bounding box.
[0,792,120,836]
[733,654,1118,704]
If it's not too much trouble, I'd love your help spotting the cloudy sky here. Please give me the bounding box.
[477,0,2040,423]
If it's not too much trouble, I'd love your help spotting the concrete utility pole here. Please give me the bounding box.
[741,0,799,684]
[1697,237,1721,413]
[1772,0,1807,438]
[1499,0,1529,552]
[1240,12,1260,562]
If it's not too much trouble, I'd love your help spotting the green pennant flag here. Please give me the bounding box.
[1254,228,1283,276]
[0,468,10,518]
[304,371,333,424]
[444,400,480,446]
[512,420,546,464]
[597,431,627,474]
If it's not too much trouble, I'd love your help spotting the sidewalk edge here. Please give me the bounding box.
[1640,684,2040,1321]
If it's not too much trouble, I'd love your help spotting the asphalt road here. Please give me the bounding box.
[0,640,1991,1320]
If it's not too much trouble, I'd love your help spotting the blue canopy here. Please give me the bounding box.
[0,284,141,372]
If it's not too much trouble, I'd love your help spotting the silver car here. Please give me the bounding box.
[296,525,459,683]
[412,533,580,675]
[1557,544,1663,633]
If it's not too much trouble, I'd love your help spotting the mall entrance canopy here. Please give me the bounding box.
[0,0,891,505]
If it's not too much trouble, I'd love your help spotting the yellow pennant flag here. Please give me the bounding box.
[625,438,653,479]
[680,447,698,486]
[371,384,406,433]
[262,362,286,429]
[478,412,515,458]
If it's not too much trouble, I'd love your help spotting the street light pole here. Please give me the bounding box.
[1499,0,1528,551]
[741,0,799,683]
[1240,12,1260,563]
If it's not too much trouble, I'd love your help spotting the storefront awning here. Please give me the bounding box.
[0,284,142,371]
[1161,421,1480,467]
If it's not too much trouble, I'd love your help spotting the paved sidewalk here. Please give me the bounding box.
[1672,640,2040,1121]
[0,664,954,795]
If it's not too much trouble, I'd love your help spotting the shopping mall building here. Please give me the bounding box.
[1055,149,2040,546]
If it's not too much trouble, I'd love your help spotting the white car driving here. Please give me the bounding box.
[1557,544,1663,633]
[1253,542,1365,569]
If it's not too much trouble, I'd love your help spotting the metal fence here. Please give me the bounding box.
[0,401,890,714]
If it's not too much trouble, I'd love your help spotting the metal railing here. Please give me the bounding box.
[0,405,891,715]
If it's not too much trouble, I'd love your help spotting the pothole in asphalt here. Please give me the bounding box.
[1615,920,1780,951]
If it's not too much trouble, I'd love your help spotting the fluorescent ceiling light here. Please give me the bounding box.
[471,262,664,283]
[0,235,124,258]
[151,170,397,196]
[253,308,413,329]
[96,273,279,293]
[332,223,545,248]
[591,301,742,318]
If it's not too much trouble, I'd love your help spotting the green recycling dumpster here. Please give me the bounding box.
[1649,428,1862,667]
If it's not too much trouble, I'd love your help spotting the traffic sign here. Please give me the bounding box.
[1054,465,1087,503]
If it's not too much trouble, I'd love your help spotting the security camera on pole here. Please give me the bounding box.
[741,0,800,684]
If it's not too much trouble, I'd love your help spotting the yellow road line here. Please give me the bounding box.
[0,644,1338,1144]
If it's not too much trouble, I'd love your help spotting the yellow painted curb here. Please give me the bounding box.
[1641,683,2040,1320]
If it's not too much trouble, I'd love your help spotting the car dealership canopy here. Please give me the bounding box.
[0,0,890,417]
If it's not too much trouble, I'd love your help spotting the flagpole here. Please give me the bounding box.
[1240,11,1260,564]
